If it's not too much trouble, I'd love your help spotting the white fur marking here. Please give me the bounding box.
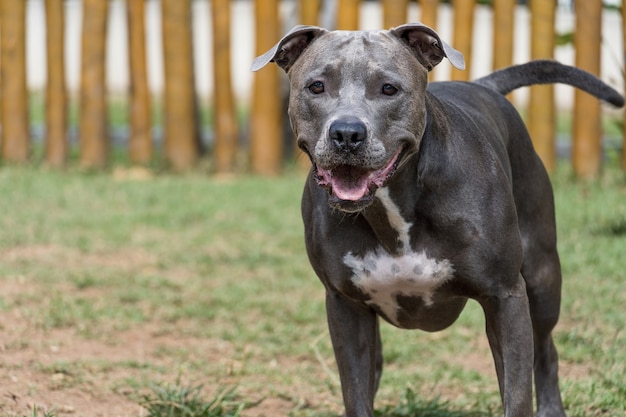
[375,187,412,252]
[344,250,454,325]
[343,187,454,326]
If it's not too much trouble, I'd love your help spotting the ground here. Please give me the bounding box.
[0,264,592,417]
[1,169,623,417]
[0,244,500,417]
[0,243,339,417]
[0,278,323,417]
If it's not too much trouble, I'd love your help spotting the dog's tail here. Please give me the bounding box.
[473,60,624,108]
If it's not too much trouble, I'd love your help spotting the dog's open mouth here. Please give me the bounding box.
[314,147,404,210]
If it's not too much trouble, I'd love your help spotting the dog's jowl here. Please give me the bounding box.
[252,23,624,417]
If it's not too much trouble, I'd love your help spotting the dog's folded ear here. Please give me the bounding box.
[390,23,465,71]
[251,25,328,73]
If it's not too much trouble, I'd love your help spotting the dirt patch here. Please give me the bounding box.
[0,311,309,417]
[0,269,337,417]
[2,244,158,273]
[1,311,145,416]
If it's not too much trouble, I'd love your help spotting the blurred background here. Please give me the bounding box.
[0,0,624,177]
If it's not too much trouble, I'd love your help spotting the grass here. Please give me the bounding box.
[137,382,245,417]
[375,388,495,417]
[0,159,624,416]
[30,405,58,417]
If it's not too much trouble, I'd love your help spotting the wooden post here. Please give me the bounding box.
[528,0,556,172]
[420,0,439,30]
[383,0,409,29]
[492,0,515,102]
[492,0,514,71]
[211,0,238,173]
[127,0,153,165]
[573,0,602,178]
[337,0,360,30]
[450,0,475,81]
[161,0,199,171]
[45,0,68,168]
[0,0,29,163]
[300,0,321,25]
[251,0,282,175]
[79,0,109,169]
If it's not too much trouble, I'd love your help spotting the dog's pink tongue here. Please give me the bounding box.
[331,174,369,201]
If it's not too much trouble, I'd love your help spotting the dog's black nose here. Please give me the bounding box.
[329,119,367,153]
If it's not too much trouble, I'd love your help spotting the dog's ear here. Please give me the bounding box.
[251,25,328,73]
[390,23,465,71]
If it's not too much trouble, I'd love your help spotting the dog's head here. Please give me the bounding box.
[252,23,464,212]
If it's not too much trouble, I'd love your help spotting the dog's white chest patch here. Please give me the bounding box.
[342,187,454,326]
[344,250,454,325]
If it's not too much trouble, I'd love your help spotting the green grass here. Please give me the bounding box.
[29,406,58,417]
[137,382,245,417]
[375,388,495,417]
[0,161,624,416]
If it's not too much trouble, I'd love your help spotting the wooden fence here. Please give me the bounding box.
[0,0,623,177]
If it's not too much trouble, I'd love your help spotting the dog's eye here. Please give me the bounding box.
[382,84,398,96]
[308,81,325,94]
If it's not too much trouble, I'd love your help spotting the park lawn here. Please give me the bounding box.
[0,162,624,417]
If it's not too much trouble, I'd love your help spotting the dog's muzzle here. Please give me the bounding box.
[314,145,404,212]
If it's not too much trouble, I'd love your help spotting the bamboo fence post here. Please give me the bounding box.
[211,0,238,173]
[383,0,409,29]
[492,0,515,71]
[251,0,282,175]
[161,0,199,171]
[420,0,439,30]
[300,0,321,25]
[127,0,152,165]
[573,0,602,178]
[528,0,556,172]
[0,0,29,163]
[450,0,475,81]
[79,0,109,169]
[337,0,360,30]
[45,0,68,168]
[622,1,625,172]
[492,0,515,102]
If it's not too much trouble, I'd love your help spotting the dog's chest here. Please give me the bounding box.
[343,249,454,325]
[342,188,455,326]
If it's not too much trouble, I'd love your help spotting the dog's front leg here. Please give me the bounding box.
[481,277,534,417]
[326,290,381,417]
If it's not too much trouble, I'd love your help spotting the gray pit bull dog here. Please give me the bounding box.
[251,23,624,417]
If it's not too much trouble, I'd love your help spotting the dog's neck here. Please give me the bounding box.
[360,162,421,254]
[358,94,449,255]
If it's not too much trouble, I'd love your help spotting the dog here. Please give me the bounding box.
[251,23,624,417]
